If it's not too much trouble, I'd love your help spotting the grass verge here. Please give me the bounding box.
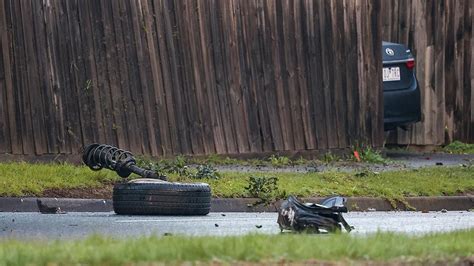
[442,141,474,154]
[1,230,473,265]
[0,162,119,197]
[0,163,472,203]
[171,166,474,201]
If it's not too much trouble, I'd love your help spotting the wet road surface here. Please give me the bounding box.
[1,211,473,240]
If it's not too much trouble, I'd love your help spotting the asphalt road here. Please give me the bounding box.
[1,211,473,240]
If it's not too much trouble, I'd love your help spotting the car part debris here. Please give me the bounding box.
[82,143,211,215]
[82,143,166,180]
[36,199,66,214]
[113,179,211,215]
[277,196,353,233]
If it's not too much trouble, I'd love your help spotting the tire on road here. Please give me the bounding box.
[113,179,211,215]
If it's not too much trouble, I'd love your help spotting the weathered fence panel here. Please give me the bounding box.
[1,0,384,156]
[382,0,473,145]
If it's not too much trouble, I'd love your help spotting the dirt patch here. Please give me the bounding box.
[42,183,115,199]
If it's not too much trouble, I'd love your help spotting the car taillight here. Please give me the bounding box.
[406,59,415,69]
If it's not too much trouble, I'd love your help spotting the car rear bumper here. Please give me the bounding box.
[383,78,421,131]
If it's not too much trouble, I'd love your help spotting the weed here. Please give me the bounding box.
[194,164,220,179]
[268,155,291,167]
[248,158,267,167]
[83,79,92,92]
[245,176,279,204]
[293,156,309,165]
[189,154,241,166]
[321,152,340,164]
[352,146,389,164]
[135,156,192,178]
[442,141,474,154]
[361,148,389,164]
[167,156,190,176]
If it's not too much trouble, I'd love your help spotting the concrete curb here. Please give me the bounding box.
[1,196,472,212]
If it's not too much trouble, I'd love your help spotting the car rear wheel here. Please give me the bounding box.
[113,179,211,215]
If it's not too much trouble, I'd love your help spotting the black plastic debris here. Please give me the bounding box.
[277,196,353,233]
[37,199,66,214]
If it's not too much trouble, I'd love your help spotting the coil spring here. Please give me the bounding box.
[82,143,135,177]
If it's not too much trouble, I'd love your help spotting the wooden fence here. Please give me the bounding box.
[382,0,473,145]
[0,0,383,156]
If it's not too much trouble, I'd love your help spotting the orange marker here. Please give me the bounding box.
[354,150,361,162]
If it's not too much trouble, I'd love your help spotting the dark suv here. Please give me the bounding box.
[382,41,421,131]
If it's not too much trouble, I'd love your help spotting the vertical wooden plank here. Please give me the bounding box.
[109,0,133,151]
[330,0,349,148]
[391,0,399,41]
[281,0,304,150]
[398,0,410,44]
[458,1,473,142]
[99,0,129,149]
[369,0,383,147]
[470,0,474,142]
[172,0,205,155]
[433,1,447,145]
[66,0,93,150]
[55,0,74,152]
[128,0,159,155]
[33,0,59,153]
[318,0,339,148]
[221,0,251,153]
[11,0,35,155]
[51,2,71,154]
[416,0,432,145]
[444,0,456,143]
[22,0,49,155]
[304,0,328,150]
[142,0,173,155]
[54,1,74,154]
[209,0,239,153]
[0,31,10,153]
[62,0,83,151]
[342,0,360,144]
[183,0,215,154]
[274,0,296,151]
[355,0,369,144]
[77,0,106,147]
[195,0,228,154]
[115,0,146,154]
[262,0,284,151]
[45,0,68,153]
[152,0,180,154]
[0,0,17,153]
[236,0,263,153]
[90,0,118,148]
[294,0,316,150]
[253,0,274,152]
[161,0,193,154]
[266,0,294,151]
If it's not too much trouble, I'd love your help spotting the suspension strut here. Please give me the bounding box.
[82,143,166,180]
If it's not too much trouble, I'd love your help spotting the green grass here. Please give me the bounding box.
[170,166,474,202]
[358,147,390,164]
[140,149,394,169]
[0,230,473,265]
[0,163,473,203]
[442,141,474,154]
[0,162,119,197]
